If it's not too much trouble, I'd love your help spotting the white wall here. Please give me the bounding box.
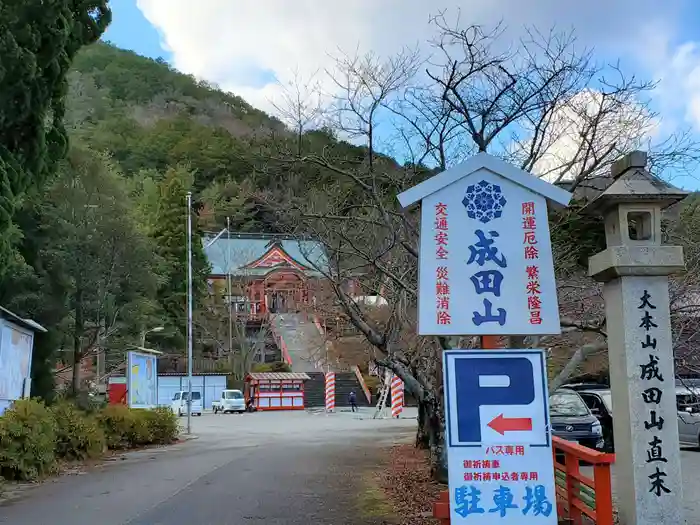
[111,374,228,410]
[156,375,227,409]
[0,320,34,416]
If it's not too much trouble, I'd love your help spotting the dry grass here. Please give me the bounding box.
[358,471,396,521]
[377,444,444,525]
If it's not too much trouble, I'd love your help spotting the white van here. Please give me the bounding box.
[212,389,245,414]
[171,391,203,417]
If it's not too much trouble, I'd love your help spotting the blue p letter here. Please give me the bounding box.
[453,357,535,443]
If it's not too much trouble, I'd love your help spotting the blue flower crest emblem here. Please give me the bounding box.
[462,180,507,224]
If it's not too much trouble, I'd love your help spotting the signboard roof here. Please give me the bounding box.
[246,372,311,381]
[0,305,47,333]
[397,152,572,210]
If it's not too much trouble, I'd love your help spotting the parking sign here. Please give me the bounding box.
[443,350,557,523]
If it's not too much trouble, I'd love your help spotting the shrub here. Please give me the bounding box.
[128,410,154,446]
[98,404,138,449]
[0,399,57,481]
[0,400,179,483]
[51,401,106,460]
[141,407,179,445]
[71,391,108,414]
[98,405,179,448]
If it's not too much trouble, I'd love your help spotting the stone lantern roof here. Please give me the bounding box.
[584,151,688,216]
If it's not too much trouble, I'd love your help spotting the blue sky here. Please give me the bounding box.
[103,0,166,61]
[102,0,700,190]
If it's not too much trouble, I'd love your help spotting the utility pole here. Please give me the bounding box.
[186,191,193,435]
[227,217,233,361]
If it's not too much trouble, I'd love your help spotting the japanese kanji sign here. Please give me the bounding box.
[637,288,671,497]
[398,153,571,336]
[443,350,557,524]
[611,277,684,519]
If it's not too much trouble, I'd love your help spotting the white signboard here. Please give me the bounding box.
[127,351,158,409]
[397,153,570,336]
[419,170,558,335]
[443,349,557,524]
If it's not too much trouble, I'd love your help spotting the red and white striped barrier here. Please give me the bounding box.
[325,372,336,412]
[391,375,404,418]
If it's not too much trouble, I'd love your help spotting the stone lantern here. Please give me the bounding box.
[586,150,688,525]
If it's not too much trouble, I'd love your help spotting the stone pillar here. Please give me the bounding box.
[586,151,688,525]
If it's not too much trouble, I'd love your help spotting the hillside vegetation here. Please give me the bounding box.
[67,43,280,201]
[3,34,697,402]
[7,11,700,482]
[0,40,402,398]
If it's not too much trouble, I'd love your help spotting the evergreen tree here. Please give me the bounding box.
[1,146,159,396]
[152,167,210,349]
[0,0,111,276]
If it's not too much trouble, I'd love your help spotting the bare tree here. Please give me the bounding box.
[263,15,700,479]
[270,68,325,156]
[325,47,422,169]
[387,83,470,170]
[426,13,699,189]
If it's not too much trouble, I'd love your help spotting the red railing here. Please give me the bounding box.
[269,323,293,366]
[352,365,372,404]
[433,437,615,524]
[312,314,325,335]
[279,337,292,365]
[553,436,614,525]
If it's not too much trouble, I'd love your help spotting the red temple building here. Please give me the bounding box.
[199,232,378,411]
[203,232,332,321]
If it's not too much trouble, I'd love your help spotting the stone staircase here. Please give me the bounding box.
[304,371,372,408]
[304,373,326,408]
[269,313,374,408]
[270,313,327,373]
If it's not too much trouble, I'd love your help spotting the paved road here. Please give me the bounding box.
[6,407,700,522]
[0,408,417,525]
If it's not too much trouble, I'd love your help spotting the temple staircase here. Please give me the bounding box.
[270,313,327,373]
[303,371,372,409]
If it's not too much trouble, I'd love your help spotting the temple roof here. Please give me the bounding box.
[203,233,330,277]
[246,372,311,381]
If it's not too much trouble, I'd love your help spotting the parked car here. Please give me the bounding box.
[563,384,614,452]
[548,388,605,450]
[675,386,700,447]
[567,382,700,450]
[171,390,203,417]
[212,389,245,414]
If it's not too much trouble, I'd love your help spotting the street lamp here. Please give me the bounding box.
[141,326,164,347]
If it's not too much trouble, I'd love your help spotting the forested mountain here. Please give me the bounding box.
[64,42,389,224]
[66,42,283,228]
[0,43,282,395]
[0,40,402,398]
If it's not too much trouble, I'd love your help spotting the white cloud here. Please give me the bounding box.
[134,0,700,185]
[648,40,700,132]
[619,14,700,137]
[136,0,682,116]
[528,90,659,182]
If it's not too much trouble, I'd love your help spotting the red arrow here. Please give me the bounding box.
[487,414,533,435]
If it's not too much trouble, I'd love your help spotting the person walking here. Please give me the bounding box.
[349,390,358,412]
